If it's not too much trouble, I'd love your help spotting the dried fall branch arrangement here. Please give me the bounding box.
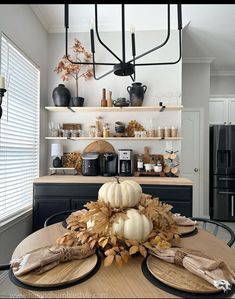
[56,180,180,267]
[54,38,93,97]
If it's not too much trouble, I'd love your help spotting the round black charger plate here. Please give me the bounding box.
[62,219,68,229]
[141,257,235,298]
[9,253,101,292]
[180,227,198,238]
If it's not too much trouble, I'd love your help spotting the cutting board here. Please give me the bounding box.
[14,252,98,288]
[146,255,220,294]
[83,140,115,154]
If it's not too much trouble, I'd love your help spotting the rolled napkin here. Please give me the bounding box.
[10,244,96,277]
[173,213,197,226]
[149,246,235,292]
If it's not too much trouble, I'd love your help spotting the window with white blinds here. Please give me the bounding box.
[0,35,40,224]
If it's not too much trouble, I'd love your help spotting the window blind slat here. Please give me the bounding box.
[0,35,40,223]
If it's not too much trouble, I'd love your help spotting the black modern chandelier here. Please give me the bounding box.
[64,4,182,81]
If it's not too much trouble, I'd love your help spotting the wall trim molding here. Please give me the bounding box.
[210,70,235,77]
[183,57,216,64]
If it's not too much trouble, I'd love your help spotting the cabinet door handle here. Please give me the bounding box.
[219,178,235,181]
[231,195,234,217]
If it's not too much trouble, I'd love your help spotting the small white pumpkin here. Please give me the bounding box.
[112,208,153,241]
[98,179,142,208]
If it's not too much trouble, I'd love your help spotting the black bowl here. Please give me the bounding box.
[71,97,84,107]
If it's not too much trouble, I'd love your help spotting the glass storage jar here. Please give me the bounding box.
[89,126,96,137]
[137,154,144,172]
[103,123,110,138]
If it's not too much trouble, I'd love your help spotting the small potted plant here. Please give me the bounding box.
[54,38,93,107]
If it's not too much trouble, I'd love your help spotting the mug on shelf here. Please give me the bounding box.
[144,163,153,172]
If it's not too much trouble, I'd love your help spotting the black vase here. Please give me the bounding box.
[52,84,71,107]
[71,96,84,107]
[127,82,147,106]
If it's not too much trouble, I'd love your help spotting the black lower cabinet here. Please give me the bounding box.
[33,183,192,231]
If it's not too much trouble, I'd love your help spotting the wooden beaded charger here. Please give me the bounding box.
[146,255,220,294]
[13,247,98,288]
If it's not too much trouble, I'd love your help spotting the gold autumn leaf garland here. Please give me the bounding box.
[56,194,180,267]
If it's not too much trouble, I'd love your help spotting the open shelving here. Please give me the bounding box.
[45,137,183,141]
[45,105,183,113]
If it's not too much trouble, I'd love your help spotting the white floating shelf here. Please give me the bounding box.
[45,137,182,141]
[45,105,183,112]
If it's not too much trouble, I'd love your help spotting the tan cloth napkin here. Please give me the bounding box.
[173,213,197,226]
[149,246,235,292]
[11,245,95,277]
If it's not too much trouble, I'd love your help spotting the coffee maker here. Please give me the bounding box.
[99,152,117,176]
[118,149,133,176]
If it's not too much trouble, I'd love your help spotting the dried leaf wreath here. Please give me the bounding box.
[56,194,180,267]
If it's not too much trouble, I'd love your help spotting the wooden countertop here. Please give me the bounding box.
[34,175,192,186]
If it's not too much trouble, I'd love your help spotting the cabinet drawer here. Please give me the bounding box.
[141,185,192,201]
[34,183,101,197]
[213,175,235,189]
[211,189,235,221]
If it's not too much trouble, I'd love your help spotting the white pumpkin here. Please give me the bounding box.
[112,208,153,241]
[98,179,142,208]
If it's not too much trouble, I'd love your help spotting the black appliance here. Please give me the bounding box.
[81,152,99,176]
[210,125,235,221]
[118,149,134,176]
[99,152,118,176]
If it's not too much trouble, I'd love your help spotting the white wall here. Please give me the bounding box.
[210,75,235,95]
[47,30,182,166]
[0,4,48,263]
[182,62,210,216]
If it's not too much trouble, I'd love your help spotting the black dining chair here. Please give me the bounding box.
[43,209,77,228]
[0,263,10,271]
[191,217,235,247]
[0,210,76,273]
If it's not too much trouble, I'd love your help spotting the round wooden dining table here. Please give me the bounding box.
[11,223,235,298]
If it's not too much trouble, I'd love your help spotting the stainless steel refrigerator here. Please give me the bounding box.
[210,125,235,221]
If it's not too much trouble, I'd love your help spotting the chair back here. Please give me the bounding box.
[191,217,235,247]
[44,210,76,227]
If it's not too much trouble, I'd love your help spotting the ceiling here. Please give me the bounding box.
[30,4,235,74]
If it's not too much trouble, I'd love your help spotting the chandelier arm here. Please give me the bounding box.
[92,54,114,80]
[129,57,136,81]
[130,73,135,82]
[64,5,116,66]
[121,4,126,63]
[134,30,182,66]
[127,4,171,64]
[94,4,122,63]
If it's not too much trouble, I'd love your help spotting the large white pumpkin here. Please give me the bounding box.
[98,180,142,208]
[112,209,153,241]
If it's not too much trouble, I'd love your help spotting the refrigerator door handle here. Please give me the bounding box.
[231,195,234,217]
[218,178,235,181]
[218,191,235,195]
